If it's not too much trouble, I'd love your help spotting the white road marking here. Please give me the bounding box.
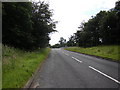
[62,52,69,56]
[89,66,120,84]
[62,52,65,54]
[65,53,69,56]
[72,57,82,63]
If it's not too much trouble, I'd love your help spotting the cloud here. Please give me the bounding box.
[34,0,116,45]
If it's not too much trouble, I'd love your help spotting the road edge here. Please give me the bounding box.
[64,49,120,64]
[23,51,50,88]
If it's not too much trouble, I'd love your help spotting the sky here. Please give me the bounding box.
[34,0,117,45]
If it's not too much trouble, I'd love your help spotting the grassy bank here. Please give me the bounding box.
[65,45,120,61]
[2,45,50,88]
[0,44,2,89]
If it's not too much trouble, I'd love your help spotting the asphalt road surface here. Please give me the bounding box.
[30,48,120,88]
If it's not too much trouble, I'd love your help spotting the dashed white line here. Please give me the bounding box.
[72,57,82,63]
[65,53,69,56]
[89,66,120,84]
[62,52,69,56]
[64,50,120,85]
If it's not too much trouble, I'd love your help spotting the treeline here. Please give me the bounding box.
[66,1,120,47]
[51,37,67,48]
[2,2,56,50]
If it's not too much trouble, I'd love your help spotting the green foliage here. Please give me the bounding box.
[51,37,66,48]
[67,35,77,47]
[0,43,1,89]
[51,43,61,48]
[2,45,50,88]
[68,1,120,47]
[65,45,120,61]
[2,2,33,50]
[51,37,67,48]
[59,37,66,47]
[2,2,56,50]
[31,1,57,48]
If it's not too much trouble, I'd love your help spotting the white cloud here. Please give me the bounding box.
[35,0,116,45]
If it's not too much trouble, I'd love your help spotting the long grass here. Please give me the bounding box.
[65,45,120,61]
[2,45,50,88]
[0,43,2,89]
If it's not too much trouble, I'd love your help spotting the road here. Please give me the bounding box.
[30,48,120,88]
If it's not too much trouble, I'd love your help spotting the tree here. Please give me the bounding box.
[59,37,66,47]
[99,11,118,44]
[75,30,92,47]
[66,1,119,47]
[2,2,33,50]
[85,11,107,46]
[31,1,57,48]
[75,2,119,47]
[2,2,57,50]
[51,43,60,48]
[67,35,76,46]
[114,0,120,44]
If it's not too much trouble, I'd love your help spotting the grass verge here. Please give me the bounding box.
[0,43,2,89]
[65,45,120,62]
[2,45,50,88]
